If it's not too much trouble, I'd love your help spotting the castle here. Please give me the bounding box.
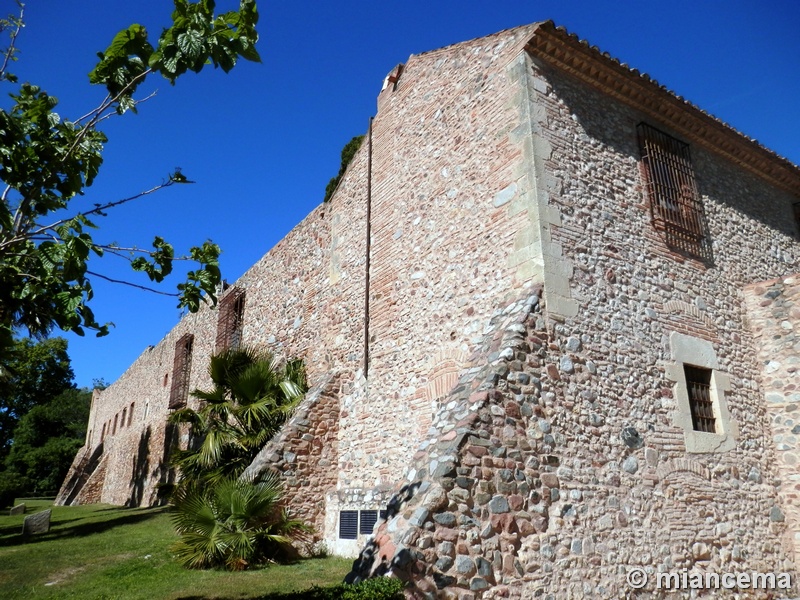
[58,22,800,598]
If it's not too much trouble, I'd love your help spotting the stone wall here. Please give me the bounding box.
[345,29,800,599]
[744,274,800,562]
[336,25,540,495]
[243,371,344,539]
[349,292,795,598]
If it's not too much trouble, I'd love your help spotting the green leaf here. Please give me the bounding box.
[177,30,204,61]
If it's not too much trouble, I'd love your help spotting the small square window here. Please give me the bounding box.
[339,510,358,540]
[359,510,378,535]
[684,365,715,433]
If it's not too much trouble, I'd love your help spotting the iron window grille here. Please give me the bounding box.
[215,287,246,351]
[169,333,194,409]
[359,510,378,535]
[684,365,715,434]
[339,510,358,540]
[637,123,711,262]
[338,509,388,539]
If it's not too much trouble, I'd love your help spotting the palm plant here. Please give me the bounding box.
[167,347,309,570]
[168,347,307,489]
[170,471,310,570]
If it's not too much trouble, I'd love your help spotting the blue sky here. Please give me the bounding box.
[10,0,800,388]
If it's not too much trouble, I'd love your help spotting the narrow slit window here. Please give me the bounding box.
[638,123,711,261]
[359,510,378,535]
[169,334,194,409]
[339,510,358,540]
[128,403,135,426]
[684,365,715,433]
[793,202,800,239]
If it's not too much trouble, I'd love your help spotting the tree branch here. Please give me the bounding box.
[0,3,23,84]
[65,67,154,160]
[86,270,179,297]
[0,181,174,251]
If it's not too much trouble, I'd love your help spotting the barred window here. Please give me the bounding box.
[216,287,246,351]
[339,510,358,540]
[638,123,711,261]
[684,365,715,434]
[359,510,378,535]
[169,334,194,409]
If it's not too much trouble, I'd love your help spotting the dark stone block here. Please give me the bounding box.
[620,426,643,449]
[433,573,456,589]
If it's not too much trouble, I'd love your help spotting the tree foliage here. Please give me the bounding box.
[0,337,89,504]
[0,336,74,458]
[4,387,91,494]
[168,347,309,570]
[0,1,261,357]
[323,135,364,203]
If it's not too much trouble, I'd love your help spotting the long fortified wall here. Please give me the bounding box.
[57,133,369,508]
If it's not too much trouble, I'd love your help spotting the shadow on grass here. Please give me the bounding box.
[0,507,165,547]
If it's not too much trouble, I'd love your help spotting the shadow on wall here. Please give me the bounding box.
[127,426,151,508]
[153,422,180,506]
[345,481,422,585]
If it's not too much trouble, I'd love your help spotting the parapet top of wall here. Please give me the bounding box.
[525,20,800,196]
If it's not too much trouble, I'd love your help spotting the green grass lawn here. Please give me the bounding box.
[0,499,352,600]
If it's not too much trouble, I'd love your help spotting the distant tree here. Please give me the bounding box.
[0,337,74,459]
[0,1,261,359]
[323,135,364,202]
[0,337,87,505]
[4,387,91,494]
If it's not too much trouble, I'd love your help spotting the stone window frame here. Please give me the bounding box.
[664,332,737,453]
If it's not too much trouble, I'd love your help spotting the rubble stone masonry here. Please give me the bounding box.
[59,21,800,598]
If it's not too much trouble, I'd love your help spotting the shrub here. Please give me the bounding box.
[170,472,310,570]
[261,576,405,599]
